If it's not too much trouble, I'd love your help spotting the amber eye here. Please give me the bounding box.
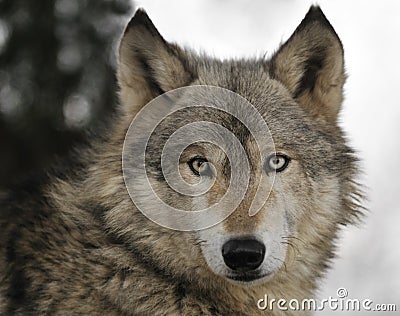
[188,157,212,177]
[265,153,290,173]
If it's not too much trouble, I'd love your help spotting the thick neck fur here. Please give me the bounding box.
[43,108,359,315]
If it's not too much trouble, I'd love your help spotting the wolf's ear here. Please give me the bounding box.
[269,6,345,123]
[118,9,195,113]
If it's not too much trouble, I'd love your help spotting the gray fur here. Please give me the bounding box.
[0,6,362,315]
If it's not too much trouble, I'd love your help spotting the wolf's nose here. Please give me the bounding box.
[222,239,265,272]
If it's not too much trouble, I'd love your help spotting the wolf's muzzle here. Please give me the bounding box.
[222,239,265,272]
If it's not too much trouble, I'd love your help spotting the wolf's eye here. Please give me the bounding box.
[188,157,212,177]
[265,153,290,173]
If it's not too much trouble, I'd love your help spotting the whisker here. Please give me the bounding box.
[281,241,300,255]
[282,236,306,245]
[280,241,300,267]
[193,239,207,246]
[272,256,288,273]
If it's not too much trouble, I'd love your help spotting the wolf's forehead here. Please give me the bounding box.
[196,60,271,93]
[194,59,295,111]
[167,76,307,145]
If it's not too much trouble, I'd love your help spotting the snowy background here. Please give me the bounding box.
[135,0,400,314]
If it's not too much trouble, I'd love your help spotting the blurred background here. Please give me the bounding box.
[1,0,399,314]
[0,0,134,185]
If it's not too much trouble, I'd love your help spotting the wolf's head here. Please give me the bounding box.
[109,6,361,291]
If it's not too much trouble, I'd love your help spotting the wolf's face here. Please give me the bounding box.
[115,7,360,287]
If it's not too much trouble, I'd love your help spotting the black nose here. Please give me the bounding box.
[222,239,266,272]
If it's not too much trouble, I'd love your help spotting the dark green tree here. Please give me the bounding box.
[0,0,133,186]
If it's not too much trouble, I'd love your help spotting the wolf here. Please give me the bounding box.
[0,5,362,315]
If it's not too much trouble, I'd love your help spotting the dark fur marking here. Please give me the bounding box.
[126,8,197,96]
[294,52,325,98]
[125,9,166,42]
[105,229,185,286]
[268,5,343,96]
[5,231,32,314]
[128,8,193,81]
[296,6,342,43]
[136,52,166,96]
[174,282,187,312]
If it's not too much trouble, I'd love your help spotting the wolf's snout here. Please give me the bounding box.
[222,239,265,272]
